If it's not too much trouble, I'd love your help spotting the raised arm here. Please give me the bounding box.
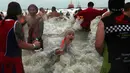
[94,8,108,16]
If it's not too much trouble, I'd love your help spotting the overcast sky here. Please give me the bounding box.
[0,0,129,10]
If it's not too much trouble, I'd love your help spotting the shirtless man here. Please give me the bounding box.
[26,4,44,50]
[38,7,48,20]
[48,6,60,18]
[39,7,47,15]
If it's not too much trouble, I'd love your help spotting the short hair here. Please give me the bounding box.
[28,4,38,12]
[39,7,44,11]
[52,6,56,11]
[88,2,94,7]
[124,2,130,12]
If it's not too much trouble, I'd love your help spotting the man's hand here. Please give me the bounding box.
[33,40,41,49]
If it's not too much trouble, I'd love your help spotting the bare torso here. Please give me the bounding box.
[26,15,40,28]
[26,15,43,38]
[48,11,60,18]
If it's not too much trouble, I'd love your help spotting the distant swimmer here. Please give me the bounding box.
[47,6,60,18]
[39,7,47,16]
[75,1,107,31]
[38,7,48,20]
[26,4,44,50]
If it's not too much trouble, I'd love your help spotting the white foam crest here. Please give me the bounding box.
[44,18,72,35]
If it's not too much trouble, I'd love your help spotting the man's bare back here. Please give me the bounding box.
[48,6,61,18]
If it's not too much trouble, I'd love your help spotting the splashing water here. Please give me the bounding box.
[22,12,102,73]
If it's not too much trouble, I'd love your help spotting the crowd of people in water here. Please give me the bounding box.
[1,0,130,73]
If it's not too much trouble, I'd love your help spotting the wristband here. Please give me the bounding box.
[32,44,37,49]
[36,38,39,41]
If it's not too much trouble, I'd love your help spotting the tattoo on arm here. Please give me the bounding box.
[39,18,44,37]
[14,21,25,41]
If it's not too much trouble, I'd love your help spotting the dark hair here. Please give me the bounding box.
[5,1,22,20]
[108,0,124,12]
[39,7,44,11]
[88,2,94,7]
[52,6,56,12]
[124,2,130,12]
[28,4,38,12]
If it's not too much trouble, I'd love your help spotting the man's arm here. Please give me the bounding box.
[39,18,44,37]
[14,21,35,50]
[95,20,105,55]
[94,8,107,16]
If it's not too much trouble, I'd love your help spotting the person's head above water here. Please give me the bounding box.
[88,2,94,8]
[108,0,125,12]
[39,7,45,12]
[51,6,56,12]
[28,4,38,16]
[64,29,75,41]
[6,1,22,20]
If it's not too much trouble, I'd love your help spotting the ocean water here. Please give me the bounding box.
[22,9,103,73]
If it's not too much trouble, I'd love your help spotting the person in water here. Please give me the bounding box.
[75,1,107,31]
[56,29,75,55]
[26,4,44,50]
[48,29,75,57]
[38,7,48,20]
[95,0,130,73]
[44,29,75,72]
[45,29,75,68]
[0,2,41,73]
[47,6,60,18]
[39,7,47,15]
